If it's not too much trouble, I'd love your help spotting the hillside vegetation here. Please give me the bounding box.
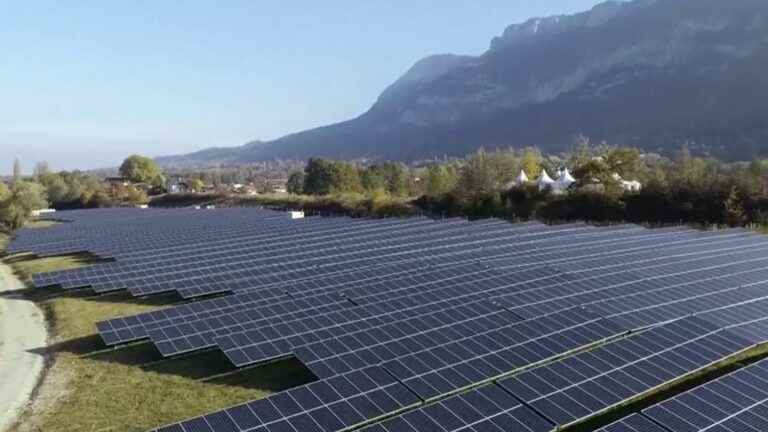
[155,144,768,229]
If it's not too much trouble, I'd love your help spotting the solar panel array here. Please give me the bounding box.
[600,357,768,432]
[10,208,768,432]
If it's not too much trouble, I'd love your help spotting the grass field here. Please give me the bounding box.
[4,246,314,432]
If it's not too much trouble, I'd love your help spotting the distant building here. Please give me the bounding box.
[552,167,576,194]
[167,178,189,194]
[104,176,129,187]
[31,209,56,217]
[612,173,643,192]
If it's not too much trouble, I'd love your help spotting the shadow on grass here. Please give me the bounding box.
[1,281,183,308]
[6,251,113,286]
[33,335,316,392]
[5,251,108,267]
[0,284,88,302]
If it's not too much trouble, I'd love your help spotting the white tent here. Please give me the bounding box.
[505,169,531,190]
[516,170,530,184]
[551,167,576,194]
[622,180,642,192]
[515,170,529,185]
[537,169,556,191]
[557,167,576,186]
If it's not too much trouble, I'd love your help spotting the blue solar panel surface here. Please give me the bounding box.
[10,208,768,432]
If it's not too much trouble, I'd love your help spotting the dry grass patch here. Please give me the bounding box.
[24,220,61,230]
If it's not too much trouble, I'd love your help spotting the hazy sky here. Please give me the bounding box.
[1,0,603,174]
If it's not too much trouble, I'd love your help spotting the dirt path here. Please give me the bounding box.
[0,262,47,432]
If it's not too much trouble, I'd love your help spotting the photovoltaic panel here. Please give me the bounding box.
[374,308,627,400]
[641,357,768,432]
[97,225,694,344]
[160,231,760,361]
[358,385,552,432]
[14,209,768,432]
[498,317,754,428]
[100,227,759,351]
[150,366,419,432]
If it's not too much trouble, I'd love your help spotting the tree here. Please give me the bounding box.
[361,167,386,194]
[724,186,746,227]
[604,147,643,179]
[380,163,409,196]
[190,178,205,193]
[39,174,70,206]
[286,172,305,194]
[329,161,362,194]
[302,159,363,195]
[112,185,149,206]
[303,158,335,195]
[488,149,517,187]
[424,164,458,197]
[573,158,622,195]
[520,148,542,179]
[362,163,409,196]
[456,148,500,197]
[119,155,165,187]
[0,181,49,231]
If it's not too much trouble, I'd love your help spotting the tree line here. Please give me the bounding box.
[283,144,768,228]
[417,145,768,228]
[7,144,768,231]
[0,155,163,232]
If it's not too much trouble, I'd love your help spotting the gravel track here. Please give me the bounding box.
[0,263,47,432]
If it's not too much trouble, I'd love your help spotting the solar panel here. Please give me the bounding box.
[150,366,419,432]
[384,309,626,401]
[641,358,768,432]
[98,228,759,351]
[498,317,753,428]
[13,209,768,432]
[359,385,552,432]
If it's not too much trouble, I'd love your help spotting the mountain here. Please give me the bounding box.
[158,0,768,167]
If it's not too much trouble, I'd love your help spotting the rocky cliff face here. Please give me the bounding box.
[159,0,768,167]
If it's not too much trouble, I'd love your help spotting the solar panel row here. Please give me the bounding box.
[600,357,768,432]
[99,227,751,349]
[11,209,768,432]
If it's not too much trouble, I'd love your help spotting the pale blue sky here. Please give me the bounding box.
[1,0,603,173]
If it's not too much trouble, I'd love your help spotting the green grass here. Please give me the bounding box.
[7,253,106,284]
[6,253,314,432]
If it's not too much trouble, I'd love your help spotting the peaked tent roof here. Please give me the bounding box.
[557,168,576,184]
[538,169,555,185]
